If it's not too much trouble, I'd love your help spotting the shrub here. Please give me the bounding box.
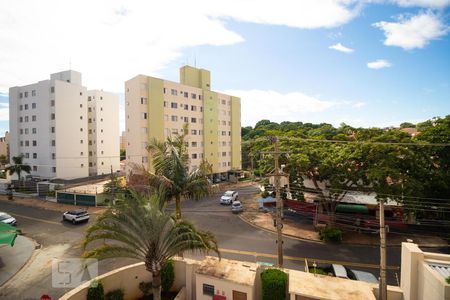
[260,269,288,300]
[105,289,124,300]
[446,276,450,284]
[47,190,56,197]
[162,260,175,292]
[319,227,343,243]
[139,281,152,296]
[87,280,104,300]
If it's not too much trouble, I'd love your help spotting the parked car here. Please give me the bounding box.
[331,264,378,284]
[220,190,238,205]
[0,212,17,226]
[62,209,90,224]
[231,201,243,213]
[347,268,379,284]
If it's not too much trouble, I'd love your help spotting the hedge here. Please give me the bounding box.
[261,269,287,300]
[319,227,343,243]
[87,280,104,300]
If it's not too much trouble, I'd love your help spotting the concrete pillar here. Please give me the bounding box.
[400,242,424,300]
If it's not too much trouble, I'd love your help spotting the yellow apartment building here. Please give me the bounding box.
[125,66,241,180]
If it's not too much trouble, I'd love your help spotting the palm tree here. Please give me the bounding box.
[82,191,219,300]
[6,155,31,181]
[145,130,212,220]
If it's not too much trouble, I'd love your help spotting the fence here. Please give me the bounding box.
[56,192,96,207]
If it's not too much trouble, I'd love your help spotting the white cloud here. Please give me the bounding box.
[329,43,355,53]
[224,89,365,126]
[353,101,366,108]
[373,12,449,50]
[0,0,361,93]
[367,59,392,69]
[391,0,450,8]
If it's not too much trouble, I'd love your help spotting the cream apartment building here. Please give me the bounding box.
[9,70,120,180]
[125,66,241,179]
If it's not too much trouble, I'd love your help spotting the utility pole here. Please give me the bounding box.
[263,137,288,268]
[110,165,115,205]
[379,199,387,300]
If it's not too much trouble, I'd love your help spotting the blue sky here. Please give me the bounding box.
[0,0,449,133]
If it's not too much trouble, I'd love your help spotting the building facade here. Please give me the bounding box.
[9,70,120,180]
[125,66,241,179]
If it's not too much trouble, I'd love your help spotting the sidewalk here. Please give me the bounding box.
[0,235,35,287]
[240,194,449,247]
[0,195,106,214]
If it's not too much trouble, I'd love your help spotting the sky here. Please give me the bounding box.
[0,0,449,135]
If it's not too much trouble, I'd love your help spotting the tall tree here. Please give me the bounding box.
[5,155,31,181]
[145,131,212,220]
[82,191,219,300]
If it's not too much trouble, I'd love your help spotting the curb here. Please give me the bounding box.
[0,235,38,288]
[238,213,449,248]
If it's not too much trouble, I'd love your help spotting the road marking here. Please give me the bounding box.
[12,213,62,225]
[219,248,400,270]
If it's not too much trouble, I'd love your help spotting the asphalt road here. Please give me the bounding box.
[0,184,443,299]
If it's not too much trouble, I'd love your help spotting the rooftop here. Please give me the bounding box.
[195,256,257,286]
[289,269,377,300]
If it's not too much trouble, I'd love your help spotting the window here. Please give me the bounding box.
[80,152,83,156]
[20,141,23,146]
[170,89,177,96]
[52,167,56,173]
[222,152,226,157]
[20,129,23,135]
[80,140,83,144]
[100,107,103,111]
[51,127,55,133]
[100,118,103,122]
[184,104,188,110]
[81,164,84,167]
[19,117,23,123]
[229,131,231,136]
[142,112,148,119]
[52,153,56,159]
[182,116,188,122]
[19,105,23,111]
[183,92,187,98]
[51,100,55,106]
[200,107,203,112]
[101,140,103,144]
[33,153,37,159]
[79,104,83,108]
[88,107,92,112]
[199,95,202,100]
[32,140,37,146]
[101,151,104,154]
[80,116,83,120]
[191,117,197,123]
[171,115,178,122]
[163,87,167,94]
[25,141,29,146]
[191,105,197,111]
[191,93,196,99]
[191,129,197,135]
[221,99,226,105]
[191,141,197,147]
[222,141,226,146]
[51,113,55,120]
[89,118,92,123]
[51,87,55,93]
[80,92,83,96]
[32,115,36,121]
[141,127,148,133]
[222,131,226,136]
[89,140,92,145]
[203,284,214,296]
[24,128,29,134]
[89,151,93,156]
[141,97,147,104]
[33,166,37,171]
[19,92,23,99]
[89,162,93,167]
[80,128,83,132]
[25,116,29,122]
[192,153,197,159]
[32,103,36,109]
[25,153,30,159]
[164,114,169,121]
[51,140,55,146]
[24,91,28,98]
[171,102,178,109]
[164,101,167,107]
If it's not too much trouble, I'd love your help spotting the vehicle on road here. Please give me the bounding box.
[62,209,90,224]
[220,190,238,205]
[0,212,17,226]
[331,264,379,284]
[231,201,243,213]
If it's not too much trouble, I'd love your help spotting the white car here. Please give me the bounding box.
[62,209,90,224]
[231,201,243,213]
[220,190,238,205]
[0,212,17,226]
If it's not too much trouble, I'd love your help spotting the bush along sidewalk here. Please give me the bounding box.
[261,269,288,300]
[319,227,343,243]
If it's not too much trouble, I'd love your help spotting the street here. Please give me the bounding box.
[0,185,423,299]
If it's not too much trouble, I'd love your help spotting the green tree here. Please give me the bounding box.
[145,131,212,220]
[400,122,416,129]
[0,154,8,166]
[82,191,219,300]
[6,155,31,181]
